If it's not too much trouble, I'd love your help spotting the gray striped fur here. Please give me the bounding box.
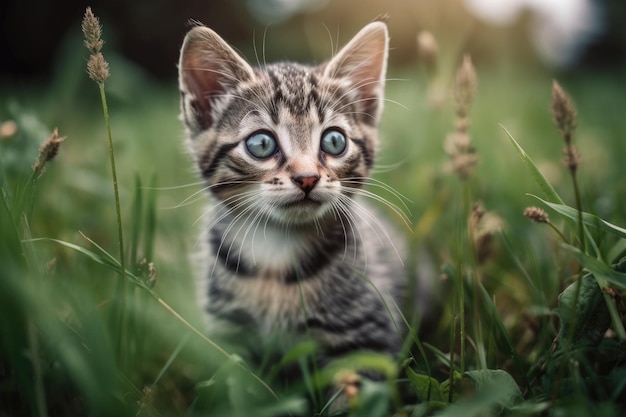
[178,22,406,360]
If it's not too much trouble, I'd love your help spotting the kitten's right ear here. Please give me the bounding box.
[179,26,255,130]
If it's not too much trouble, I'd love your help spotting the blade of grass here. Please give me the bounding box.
[500,125,563,205]
[29,236,281,402]
[532,195,626,239]
[129,175,143,268]
[144,174,157,262]
[477,283,528,388]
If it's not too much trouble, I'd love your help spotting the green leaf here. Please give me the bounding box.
[406,368,444,402]
[352,379,391,417]
[271,340,318,375]
[531,195,626,240]
[561,244,626,289]
[477,283,528,382]
[500,125,563,204]
[556,270,611,347]
[321,352,397,383]
[434,370,522,417]
[27,237,148,289]
[463,369,522,408]
[440,371,463,403]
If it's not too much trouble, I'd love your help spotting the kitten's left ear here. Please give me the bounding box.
[323,22,389,124]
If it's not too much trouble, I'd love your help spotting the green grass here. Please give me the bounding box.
[2,24,626,416]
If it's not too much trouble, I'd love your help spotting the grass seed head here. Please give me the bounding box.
[87,52,110,83]
[82,7,109,83]
[551,80,577,142]
[562,144,581,173]
[417,31,438,74]
[82,7,104,54]
[523,207,549,224]
[454,55,477,117]
[33,128,66,178]
[470,202,503,264]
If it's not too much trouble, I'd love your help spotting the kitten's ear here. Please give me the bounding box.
[179,26,255,130]
[323,22,389,124]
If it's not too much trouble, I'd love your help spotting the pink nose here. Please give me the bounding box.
[292,175,320,194]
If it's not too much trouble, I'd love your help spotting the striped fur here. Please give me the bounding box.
[179,22,406,359]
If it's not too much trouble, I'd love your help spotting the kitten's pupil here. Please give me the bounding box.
[246,132,277,159]
[320,129,347,156]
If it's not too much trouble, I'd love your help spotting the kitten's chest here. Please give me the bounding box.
[236,225,309,270]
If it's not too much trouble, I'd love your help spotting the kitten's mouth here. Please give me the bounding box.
[281,197,323,209]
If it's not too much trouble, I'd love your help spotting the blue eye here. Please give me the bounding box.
[245,132,277,158]
[320,129,347,155]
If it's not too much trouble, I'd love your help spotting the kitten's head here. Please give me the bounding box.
[179,22,388,226]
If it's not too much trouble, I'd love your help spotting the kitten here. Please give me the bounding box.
[178,21,407,363]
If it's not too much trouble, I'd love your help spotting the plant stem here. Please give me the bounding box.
[566,169,585,361]
[570,171,585,254]
[547,221,569,244]
[28,321,49,417]
[98,82,127,364]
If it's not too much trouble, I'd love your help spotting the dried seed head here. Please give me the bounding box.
[417,31,438,73]
[524,207,549,224]
[444,131,473,155]
[469,202,503,264]
[82,7,104,54]
[82,7,110,83]
[449,152,479,180]
[33,128,66,178]
[454,116,471,134]
[562,144,581,173]
[138,259,158,288]
[469,201,485,235]
[551,80,577,141]
[454,55,477,116]
[87,52,110,83]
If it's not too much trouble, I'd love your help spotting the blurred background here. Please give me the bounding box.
[2,0,625,82]
[2,1,626,414]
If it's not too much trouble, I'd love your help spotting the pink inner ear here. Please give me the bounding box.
[179,27,256,130]
[181,52,223,127]
[324,23,388,123]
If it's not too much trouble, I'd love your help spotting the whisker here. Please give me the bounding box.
[332,197,360,264]
[342,187,412,229]
[343,176,413,203]
[141,180,205,190]
[340,194,405,266]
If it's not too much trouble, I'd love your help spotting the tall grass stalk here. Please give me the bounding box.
[98,81,129,363]
[445,54,481,379]
[82,7,128,365]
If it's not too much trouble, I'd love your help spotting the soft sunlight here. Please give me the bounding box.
[465,0,603,66]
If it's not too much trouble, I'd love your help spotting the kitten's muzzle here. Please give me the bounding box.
[291,174,320,196]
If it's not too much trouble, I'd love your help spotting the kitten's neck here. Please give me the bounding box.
[210,201,354,274]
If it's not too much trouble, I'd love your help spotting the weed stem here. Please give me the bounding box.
[98,82,128,364]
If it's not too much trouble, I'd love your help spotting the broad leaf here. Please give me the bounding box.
[433,369,522,417]
[556,272,611,347]
[463,369,522,408]
[407,368,444,402]
[561,244,626,289]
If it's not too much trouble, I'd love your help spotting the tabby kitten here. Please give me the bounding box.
[178,21,406,361]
